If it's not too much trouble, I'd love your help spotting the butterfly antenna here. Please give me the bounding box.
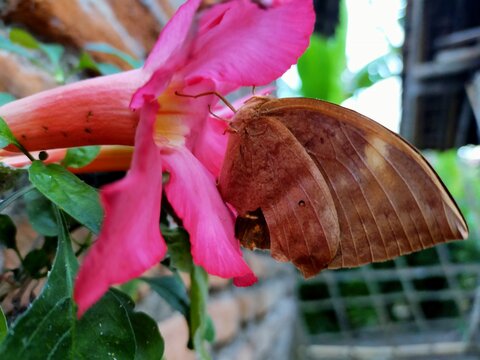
[208,105,228,122]
[175,90,237,114]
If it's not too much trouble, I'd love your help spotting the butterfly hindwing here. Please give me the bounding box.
[258,97,468,269]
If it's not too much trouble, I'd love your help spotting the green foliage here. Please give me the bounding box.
[190,266,212,360]
[28,161,103,234]
[0,27,142,81]
[76,52,123,76]
[156,225,215,357]
[162,226,194,272]
[9,28,66,83]
[0,307,6,344]
[62,146,101,168]
[344,49,401,97]
[25,189,58,236]
[0,35,36,61]
[0,116,21,149]
[9,28,41,49]
[0,91,211,360]
[0,208,164,359]
[142,276,190,317]
[22,249,50,278]
[297,0,347,104]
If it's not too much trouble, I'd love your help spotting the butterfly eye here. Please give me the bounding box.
[298,200,306,207]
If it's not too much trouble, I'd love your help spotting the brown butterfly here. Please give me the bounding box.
[218,96,469,277]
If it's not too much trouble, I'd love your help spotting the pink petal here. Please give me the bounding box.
[162,146,256,285]
[131,0,201,109]
[143,0,201,73]
[0,69,143,152]
[183,0,315,90]
[74,101,166,316]
[191,115,228,178]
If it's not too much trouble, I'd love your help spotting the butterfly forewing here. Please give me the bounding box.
[258,98,468,269]
[219,101,340,276]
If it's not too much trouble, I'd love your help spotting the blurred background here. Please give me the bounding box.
[0,0,480,359]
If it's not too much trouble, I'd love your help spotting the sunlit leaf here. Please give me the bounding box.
[76,53,122,75]
[0,116,21,149]
[9,28,40,49]
[297,0,347,104]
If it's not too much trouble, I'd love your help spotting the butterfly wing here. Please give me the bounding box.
[259,98,468,269]
[219,113,340,276]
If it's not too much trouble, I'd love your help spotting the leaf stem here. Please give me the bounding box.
[13,142,35,162]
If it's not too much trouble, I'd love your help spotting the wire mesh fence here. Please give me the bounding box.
[297,243,480,359]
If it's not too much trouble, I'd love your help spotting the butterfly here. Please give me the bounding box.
[218,96,469,277]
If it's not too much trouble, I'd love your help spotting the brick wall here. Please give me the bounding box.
[0,2,299,358]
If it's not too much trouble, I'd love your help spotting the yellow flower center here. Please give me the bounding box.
[154,84,191,147]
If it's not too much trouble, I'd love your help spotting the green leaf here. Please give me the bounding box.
[76,52,99,71]
[141,275,190,317]
[28,161,103,233]
[0,35,36,60]
[0,207,164,359]
[9,29,65,82]
[85,42,142,69]
[76,53,122,75]
[297,0,348,104]
[204,316,215,343]
[9,28,40,49]
[62,146,100,168]
[0,116,21,149]
[190,266,213,359]
[74,289,164,360]
[163,227,193,272]
[0,208,77,359]
[0,306,7,344]
[39,43,65,83]
[130,311,165,360]
[0,93,16,106]
[23,249,50,278]
[0,214,16,249]
[25,189,58,236]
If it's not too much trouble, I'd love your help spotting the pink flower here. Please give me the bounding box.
[0,0,314,316]
[74,0,314,315]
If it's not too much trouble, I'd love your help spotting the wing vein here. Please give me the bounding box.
[358,129,436,246]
